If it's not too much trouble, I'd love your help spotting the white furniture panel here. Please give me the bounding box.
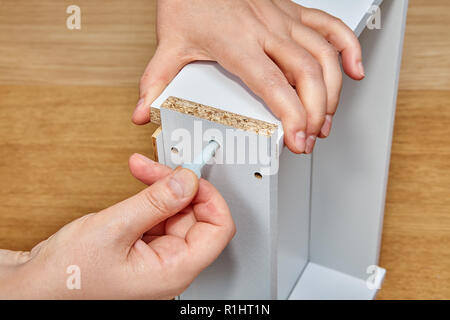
[309,0,408,280]
[152,0,408,299]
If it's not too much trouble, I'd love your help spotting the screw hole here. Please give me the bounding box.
[171,147,179,154]
[254,172,263,180]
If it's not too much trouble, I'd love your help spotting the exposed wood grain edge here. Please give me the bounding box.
[151,126,162,162]
[161,96,278,136]
[150,107,161,125]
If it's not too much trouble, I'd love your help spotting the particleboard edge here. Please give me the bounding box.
[160,96,278,136]
[150,107,161,126]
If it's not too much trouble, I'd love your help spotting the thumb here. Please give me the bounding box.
[103,168,199,245]
[132,44,190,125]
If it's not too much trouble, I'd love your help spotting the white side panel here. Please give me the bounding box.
[289,263,384,300]
[159,108,279,299]
[309,0,408,279]
[277,150,311,299]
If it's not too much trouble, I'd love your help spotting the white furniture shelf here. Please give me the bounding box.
[152,0,408,300]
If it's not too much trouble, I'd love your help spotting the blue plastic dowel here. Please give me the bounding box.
[182,140,220,178]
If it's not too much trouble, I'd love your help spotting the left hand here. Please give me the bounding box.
[0,154,235,299]
[133,0,365,154]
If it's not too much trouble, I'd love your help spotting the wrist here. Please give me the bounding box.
[0,264,21,299]
[0,260,61,299]
[0,250,32,299]
[2,262,72,299]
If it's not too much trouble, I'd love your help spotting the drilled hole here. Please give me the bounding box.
[171,147,179,154]
[254,172,263,180]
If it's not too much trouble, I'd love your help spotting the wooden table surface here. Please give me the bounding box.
[0,0,449,299]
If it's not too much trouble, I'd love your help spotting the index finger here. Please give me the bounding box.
[215,42,308,154]
[185,179,236,270]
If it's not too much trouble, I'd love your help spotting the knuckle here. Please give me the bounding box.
[330,16,345,28]
[301,59,323,79]
[262,69,288,89]
[252,69,288,99]
[280,107,306,125]
[328,100,339,116]
[308,112,326,130]
[320,43,339,60]
[293,3,304,20]
[139,73,163,96]
[104,215,130,240]
[211,224,234,244]
[296,53,323,79]
[140,71,168,88]
[139,72,150,84]
[329,109,338,117]
[143,188,172,214]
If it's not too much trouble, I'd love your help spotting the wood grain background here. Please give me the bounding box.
[0,0,448,299]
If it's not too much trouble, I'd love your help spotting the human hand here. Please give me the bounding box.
[133,0,364,154]
[0,154,235,299]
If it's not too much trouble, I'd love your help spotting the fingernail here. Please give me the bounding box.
[134,153,154,165]
[305,135,316,154]
[320,115,333,137]
[295,131,306,153]
[358,61,365,78]
[168,168,197,198]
